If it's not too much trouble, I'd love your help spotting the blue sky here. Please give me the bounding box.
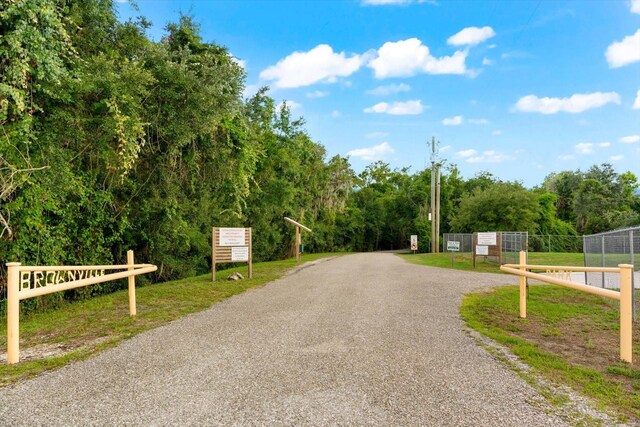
[117,0,640,187]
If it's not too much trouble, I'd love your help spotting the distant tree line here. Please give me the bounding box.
[1,1,639,305]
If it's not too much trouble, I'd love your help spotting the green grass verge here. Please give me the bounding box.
[399,252,585,274]
[0,252,344,386]
[461,285,640,422]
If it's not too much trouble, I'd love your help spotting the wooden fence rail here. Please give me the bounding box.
[500,251,633,363]
[5,250,157,364]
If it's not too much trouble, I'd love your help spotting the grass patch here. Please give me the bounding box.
[399,252,585,274]
[0,252,344,386]
[461,285,640,422]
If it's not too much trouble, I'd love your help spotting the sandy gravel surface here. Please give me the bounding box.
[0,253,569,426]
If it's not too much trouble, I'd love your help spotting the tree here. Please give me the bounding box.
[450,182,539,233]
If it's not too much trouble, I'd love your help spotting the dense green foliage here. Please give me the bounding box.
[1,1,639,305]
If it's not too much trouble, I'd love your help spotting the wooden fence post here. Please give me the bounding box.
[619,264,633,363]
[248,227,253,278]
[6,262,20,364]
[127,250,136,317]
[296,226,301,263]
[519,251,527,319]
[212,227,217,282]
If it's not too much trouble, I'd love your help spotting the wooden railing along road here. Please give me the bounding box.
[501,251,634,363]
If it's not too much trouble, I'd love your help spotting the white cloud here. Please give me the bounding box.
[482,57,493,66]
[577,119,590,126]
[231,57,246,69]
[366,131,389,139]
[366,83,411,96]
[440,145,452,152]
[306,90,328,98]
[605,29,640,68]
[466,150,510,163]
[368,38,467,78]
[620,135,640,143]
[347,142,395,160]
[364,100,425,115]
[361,0,436,5]
[330,110,341,118]
[468,118,489,125]
[277,100,301,111]
[260,44,366,88]
[598,142,611,148]
[631,0,640,14]
[442,115,463,125]
[634,90,640,109]
[456,149,477,158]
[447,26,496,46]
[492,130,502,136]
[610,155,624,162]
[574,143,594,154]
[242,84,261,99]
[514,92,621,114]
[558,154,575,160]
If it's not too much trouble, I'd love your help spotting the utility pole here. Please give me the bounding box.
[430,137,440,253]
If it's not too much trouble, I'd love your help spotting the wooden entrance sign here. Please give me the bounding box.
[284,217,312,263]
[5,250,156,364]
[472,232,503,267]
[211,227,252,281]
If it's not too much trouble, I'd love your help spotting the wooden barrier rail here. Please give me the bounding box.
[5,250,157,364]
[500,251,634,363]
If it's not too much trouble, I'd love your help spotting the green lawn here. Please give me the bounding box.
[399,252,585,274]
[462,285,640,422]
[0,252,344,386]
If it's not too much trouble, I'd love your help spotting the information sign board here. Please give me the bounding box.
[410,235,418,251]
[231,246,249,262]
[219,228,246,246]
[212,227,252,281]
[476,232,497,246]
[476,245,489,256]
[447,241,461,251]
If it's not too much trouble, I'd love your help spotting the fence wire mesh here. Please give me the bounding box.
[442,233,473,257]
[583,226,639,319]
[442,232,528,265]
[529,234,583,253]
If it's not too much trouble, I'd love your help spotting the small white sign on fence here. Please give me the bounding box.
[447,241,460,251]
[476,245,489,256]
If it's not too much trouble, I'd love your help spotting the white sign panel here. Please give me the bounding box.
[477,232,497,246]
[476,245,489,256]
[219,228,246,246]
[447,241,460,251]
[231,246,249,262]
[410,235,418,250]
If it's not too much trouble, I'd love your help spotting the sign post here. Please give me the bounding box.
[447,240,460,268]
[472,232,502,268]
[410,235,418,253]
[284,217,312,263]
[212,227,252,281]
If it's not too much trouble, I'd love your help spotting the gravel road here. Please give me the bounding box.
[0,253,569,426]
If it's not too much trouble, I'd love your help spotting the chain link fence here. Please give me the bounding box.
[500,232,528,264]
[583,227,639,288]
[443,232,527,265]
[529,234,583,253]
[442,233,474,258]
[583,226,639,319]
